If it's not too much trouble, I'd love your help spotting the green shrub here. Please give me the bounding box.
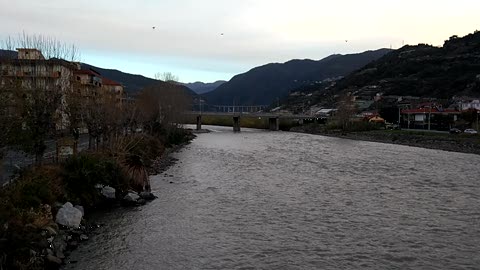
[166,127,191,146]
[127,135,165,168]
[3,166,63,211]
[62,154,127,206]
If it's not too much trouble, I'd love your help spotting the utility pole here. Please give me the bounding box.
[398,106,401,125]
[428,106,431,130]
[477,110,479,130]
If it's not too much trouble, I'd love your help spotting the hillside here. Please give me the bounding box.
[0,50,195,96]
[329,31,480,100]
[80,63,196,96]
[182,80,226,94]
[203,49,392,106]
[0,49,17,60]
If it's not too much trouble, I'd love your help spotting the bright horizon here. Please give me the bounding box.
[1,0,479,83]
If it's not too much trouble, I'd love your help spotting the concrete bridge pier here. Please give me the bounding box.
[196,115,202,130]
[233,116,241,132]
[269,117,280,131]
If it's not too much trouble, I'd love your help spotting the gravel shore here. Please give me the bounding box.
[291,126,480,155]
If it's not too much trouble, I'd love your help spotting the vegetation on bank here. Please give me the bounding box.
[292,122,480,155]
[0,127,193,269]
[0,34,195,270]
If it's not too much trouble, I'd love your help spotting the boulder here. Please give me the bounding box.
[94,184,104,189]
[46,254,62,265]
[139,191,157,201]
[124,192,140,202]
[55,203,83,228]
[68,240,78,249]
[74,205,84,216]
[101,186,116,199]
[43,225,58,236]
[52,234,67,256]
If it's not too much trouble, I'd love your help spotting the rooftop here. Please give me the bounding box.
[102,77,122,86]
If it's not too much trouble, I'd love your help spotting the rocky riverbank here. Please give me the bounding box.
[0,131,195,270]
[291,125,480,155]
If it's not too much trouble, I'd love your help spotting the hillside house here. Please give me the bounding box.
[458,99,480,111]
[1,48,125,132]
[102,77,125,107]
[401,107,460,130]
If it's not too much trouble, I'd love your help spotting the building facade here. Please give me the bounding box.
[1,48,125,132]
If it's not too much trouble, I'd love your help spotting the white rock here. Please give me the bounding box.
[123,192,140,202]
[74,205,84,216]
[94,184,104,189]
[55,202,83,228]
[101,186,116,199]
[139,191,156,200]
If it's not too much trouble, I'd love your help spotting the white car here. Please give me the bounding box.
[464,129,478,134]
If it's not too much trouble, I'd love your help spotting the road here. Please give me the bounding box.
[1,134,90,185]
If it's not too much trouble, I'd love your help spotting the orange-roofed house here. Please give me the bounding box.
[102,77,125,107]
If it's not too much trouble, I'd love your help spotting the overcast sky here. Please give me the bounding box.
[1,0,479,82]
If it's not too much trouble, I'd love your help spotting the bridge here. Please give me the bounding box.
[185,111,316,132]
[212,105,268,113]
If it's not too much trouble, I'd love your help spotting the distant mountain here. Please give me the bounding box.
[182,80,226,94]
[324,31,480,99]
[0,49,17,60]
[0,50,195,96]
[203,49,392,106]
[80,63,195,96]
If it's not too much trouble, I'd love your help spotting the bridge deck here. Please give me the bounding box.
[185,111,316,119]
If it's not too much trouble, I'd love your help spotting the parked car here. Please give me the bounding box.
[449,128,462,134]
[464,129,478,134]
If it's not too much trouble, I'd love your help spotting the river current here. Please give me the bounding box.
[65,126,480,269]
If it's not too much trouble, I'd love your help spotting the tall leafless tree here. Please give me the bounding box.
[1,32,80,62]
[154,72,179,83]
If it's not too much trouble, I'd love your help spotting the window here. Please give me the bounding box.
[77,76,80,81]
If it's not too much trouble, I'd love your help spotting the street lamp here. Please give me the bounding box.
[428,106,431,130]
[477,110,479,130]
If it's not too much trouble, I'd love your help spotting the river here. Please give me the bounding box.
[64,126,480,269]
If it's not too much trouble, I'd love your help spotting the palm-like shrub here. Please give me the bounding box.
[123,154,150,193]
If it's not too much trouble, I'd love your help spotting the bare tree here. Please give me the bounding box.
[154,72,179,83]
[3,79,63,164]
[1,32,81,62]
[0,33,80,163]
[136,81,191,133]
[0,82,20,159]
[334,92,357,131]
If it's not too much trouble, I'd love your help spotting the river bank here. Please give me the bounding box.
[291,125,480,155]
[0,130,194,270]
[61,125,480,270]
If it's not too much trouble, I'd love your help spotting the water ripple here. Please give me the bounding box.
[65,126,480,270]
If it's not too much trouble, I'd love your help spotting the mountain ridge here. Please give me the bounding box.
[203,49,392,106]
[80,63,195,96]
[181,80,226,94]
[330,31,480,99]
[0,49,195,96]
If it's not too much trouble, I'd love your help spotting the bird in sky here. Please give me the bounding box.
[152,26,156,30]
[221,33,224,36]
[345,40,348,43]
